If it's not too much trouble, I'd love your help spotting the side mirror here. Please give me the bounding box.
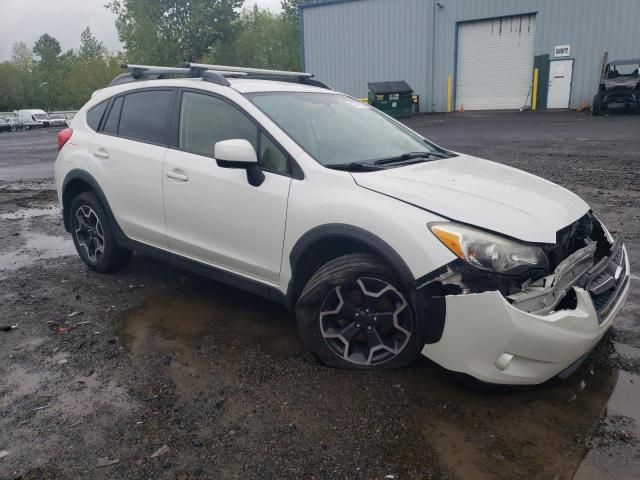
[214,139,265,187]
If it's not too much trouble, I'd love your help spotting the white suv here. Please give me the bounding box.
[54,64,630,386]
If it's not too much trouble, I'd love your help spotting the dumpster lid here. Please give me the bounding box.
[368,81,413,94]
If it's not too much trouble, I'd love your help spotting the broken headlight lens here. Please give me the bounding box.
[429,222,549,275]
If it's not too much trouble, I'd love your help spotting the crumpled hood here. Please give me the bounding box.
[603,76,640,91]
[351,154,589,243]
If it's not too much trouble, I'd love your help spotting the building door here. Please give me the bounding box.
[456,14,536,110]
[547,60,573,109]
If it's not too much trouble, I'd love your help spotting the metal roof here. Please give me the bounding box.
[609,59,640,66]
[300,0,363,10]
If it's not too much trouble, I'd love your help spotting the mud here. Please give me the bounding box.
[1,112,639,479]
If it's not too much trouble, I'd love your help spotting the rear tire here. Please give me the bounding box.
[295,253,421,370]
[592,95,602,116]
[69,192,131,272]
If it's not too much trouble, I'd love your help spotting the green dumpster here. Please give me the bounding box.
[367,81,414,118]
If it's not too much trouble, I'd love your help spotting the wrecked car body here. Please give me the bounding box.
[417,213,629,385]
[56,65,630,387]
[593,59,640,115]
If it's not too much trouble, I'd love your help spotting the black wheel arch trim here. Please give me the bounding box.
[287,223,443,340]
[289,223,415,288]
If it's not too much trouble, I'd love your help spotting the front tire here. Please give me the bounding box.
[69,192,131,272]
[296,253,421,370]
[592,95,602,116]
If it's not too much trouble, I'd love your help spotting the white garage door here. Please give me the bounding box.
[456,15,536,110]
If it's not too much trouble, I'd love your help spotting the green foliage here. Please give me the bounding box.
[107,0,245,64]
[1,2,308,111]
[212,6,300,70]
[0,29,120,111]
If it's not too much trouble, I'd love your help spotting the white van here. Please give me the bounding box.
[17,109,50,129]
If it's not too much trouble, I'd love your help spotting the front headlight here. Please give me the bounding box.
[429,222,549,275]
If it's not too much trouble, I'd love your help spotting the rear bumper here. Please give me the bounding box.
[421,245,630,385]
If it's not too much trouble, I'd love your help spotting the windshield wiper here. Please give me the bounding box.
[374,151,449,165]
[325,162,383,171]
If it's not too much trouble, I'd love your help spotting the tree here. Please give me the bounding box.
[281,0,303,25]
[107,0,244,64]
[33,33,61,66]
[12,41,33,69]
[213,6,300,70]
[79,27,106,59]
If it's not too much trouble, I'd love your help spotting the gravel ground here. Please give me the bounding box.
[0,112,639,480]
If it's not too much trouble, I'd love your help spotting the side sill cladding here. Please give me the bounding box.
[60,169,287,306]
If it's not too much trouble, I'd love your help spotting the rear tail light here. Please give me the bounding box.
[57,128,73,151]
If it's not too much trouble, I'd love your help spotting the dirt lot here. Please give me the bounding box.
[1,112,639,480]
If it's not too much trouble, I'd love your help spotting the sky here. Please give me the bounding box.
[0,0,283,61]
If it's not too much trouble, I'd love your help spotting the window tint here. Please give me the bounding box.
[179,91,257,158]
[118,90,173,144]
[86,100,108,131]
[259,132,288,174]
[102,96,123,135]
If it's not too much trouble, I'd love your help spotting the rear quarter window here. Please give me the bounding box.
[86,100,108,131]
[102,96,123,135]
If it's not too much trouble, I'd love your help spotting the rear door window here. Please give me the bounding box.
[118,90,174,145]
[102,96,123,135]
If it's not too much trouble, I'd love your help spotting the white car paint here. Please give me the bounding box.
[424,248,630,384]
[55,75,630,386]
[352,154,589,243]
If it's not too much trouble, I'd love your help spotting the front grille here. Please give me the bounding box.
[582,237,627,323]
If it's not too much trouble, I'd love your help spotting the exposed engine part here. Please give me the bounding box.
[416,212,619,317]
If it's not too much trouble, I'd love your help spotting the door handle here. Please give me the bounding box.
[165,170,189,182]
[93,149,109,159]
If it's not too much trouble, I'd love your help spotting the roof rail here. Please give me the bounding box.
[107,63,332,90]
[109,64,232,87]
[183,63,313,78]
[183,63,332,89]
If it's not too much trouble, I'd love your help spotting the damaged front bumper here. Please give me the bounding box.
[419,239,630,385]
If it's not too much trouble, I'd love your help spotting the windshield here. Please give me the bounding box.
[247,92,439,166]
[33,114,48,120]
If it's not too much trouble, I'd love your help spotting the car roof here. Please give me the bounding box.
[226,77,336,94]
[91,77,338,105]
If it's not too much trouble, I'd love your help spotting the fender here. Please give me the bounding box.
[289,223,415,287]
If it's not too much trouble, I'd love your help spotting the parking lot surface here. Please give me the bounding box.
[1,112,639,479]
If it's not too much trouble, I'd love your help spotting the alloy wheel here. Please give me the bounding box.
[74,205,105,262]
[319,277,412,366]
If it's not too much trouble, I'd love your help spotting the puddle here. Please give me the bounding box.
[117,288,640,479]
[0,233,76,270]
[119,290,299,395]
[0,206,59,220]
[573,370,640,479]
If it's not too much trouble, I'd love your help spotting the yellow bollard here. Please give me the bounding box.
[447,74,453,113]
[532,68,539,111]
